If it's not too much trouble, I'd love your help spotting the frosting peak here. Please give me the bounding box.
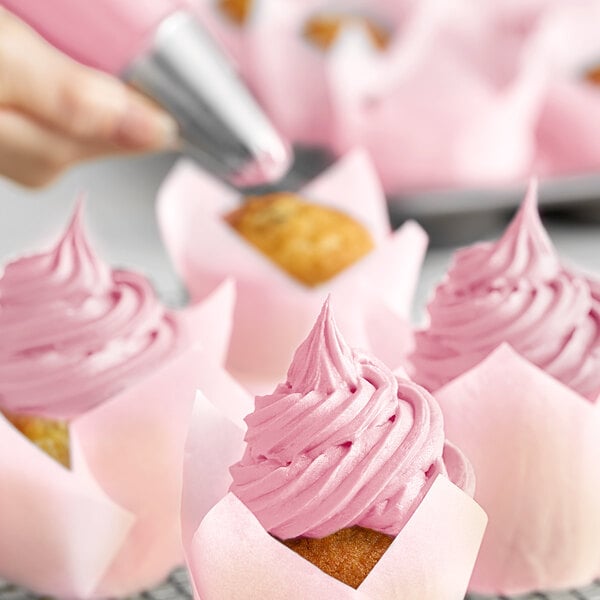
[1,200,112,305]
[413,182,600,399]
[446,180,559,293]
[286,297,358,395]
[230,300,473,539]
[490,180,557,281]
[0,203,183,419]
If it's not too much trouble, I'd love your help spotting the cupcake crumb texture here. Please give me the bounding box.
[4,412,70,468]
[585,65,600,86]
[304,14,391,51]
[218,0,252,25]
[281,526,393,589]
[225,192,374,286]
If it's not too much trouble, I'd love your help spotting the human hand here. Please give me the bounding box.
[0,8,179,187]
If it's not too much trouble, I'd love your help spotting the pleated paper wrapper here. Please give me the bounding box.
[0,281,235,599]
[180,373,487,600]
[158,150,427,393]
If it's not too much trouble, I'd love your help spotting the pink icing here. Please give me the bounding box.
[0,203,184,419]
[229,298,473,540]
[412,181,600,399]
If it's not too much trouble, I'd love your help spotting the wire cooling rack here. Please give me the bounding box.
[0,569,192,600]
[466,582,600,599]
[2,568,600,600]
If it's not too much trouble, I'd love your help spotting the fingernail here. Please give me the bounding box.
[115,103,180,149]
[154,111,181,149]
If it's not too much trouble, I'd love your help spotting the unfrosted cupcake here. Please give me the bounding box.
[225,191,374,287]
[412,181,600,400]
[217,0,252,25]
[159,151,426,391]
[302,12,391,52]
[228,298,474,587]
[531,1,600,176]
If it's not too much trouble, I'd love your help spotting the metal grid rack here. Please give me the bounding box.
[466,582,600,600]
[0,569,193,600]
[2,569,600,600]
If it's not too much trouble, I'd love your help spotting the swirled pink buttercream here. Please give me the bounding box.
[0,203,184,419]
[229,298,473,539]
[412,181,600,399]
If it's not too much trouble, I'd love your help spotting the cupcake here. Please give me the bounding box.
[243,0,397,148]
[331,0,547,193]
[2,413,69,467]
[224,191,374,287]
[530,1,600,177]
[159,150,426,391]
[411,180,600,400]
[0,202,234,598]
[216,0,252,26]
[193,0,254,76]
[228,298,475,587]
[585,65,600,85]
[435,344,600,595]
[409,182,600,594]
[302,12,391,52]
[181,299,487,599]
[200,0,546,192]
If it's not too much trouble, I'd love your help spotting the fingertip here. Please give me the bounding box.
[113,101,180,150]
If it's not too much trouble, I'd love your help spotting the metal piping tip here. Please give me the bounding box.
[125,11,291,186]
[231,142,292,188]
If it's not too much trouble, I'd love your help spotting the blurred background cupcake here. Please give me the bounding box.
[158,151,426,391]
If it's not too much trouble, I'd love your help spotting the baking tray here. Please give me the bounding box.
[246,146,600,246]
[389,173,600,246]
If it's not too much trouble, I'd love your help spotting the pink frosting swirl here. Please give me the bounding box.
[412,182,600,400]
[229,298,473,539]
[0,203,184,419]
